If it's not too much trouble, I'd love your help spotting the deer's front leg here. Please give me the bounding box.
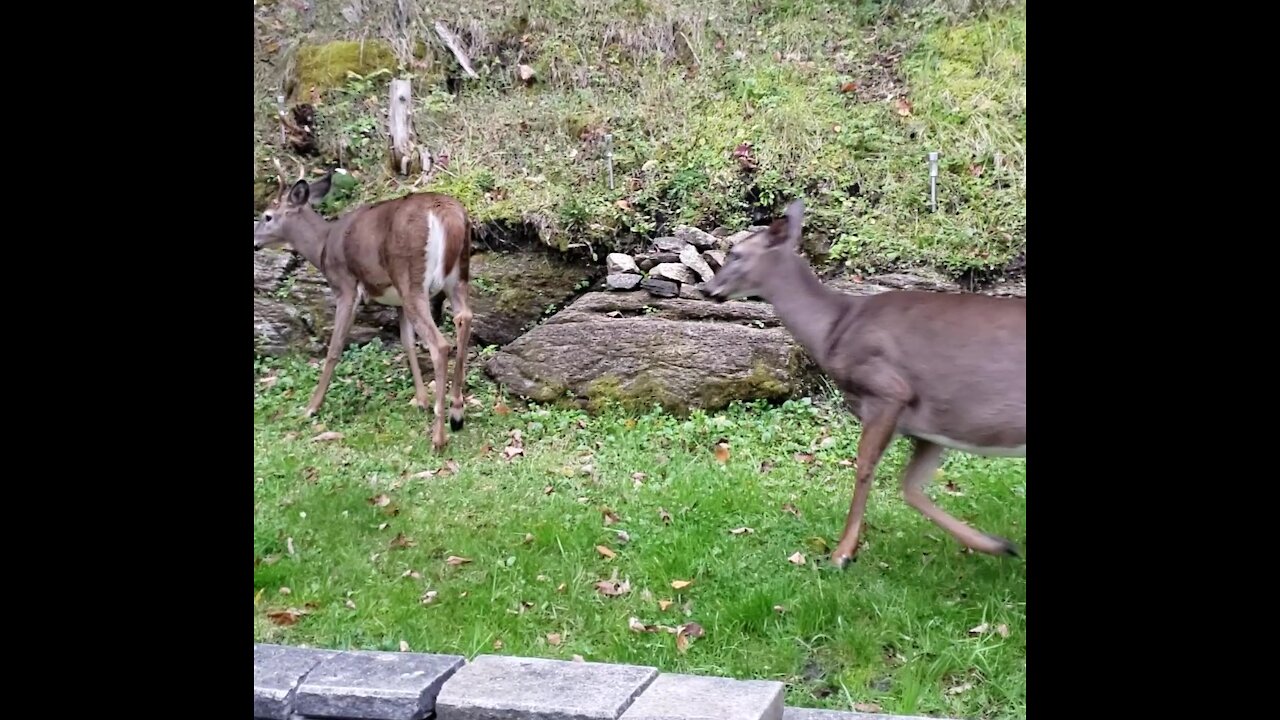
[831,400,901,569]
[304,290,357,418]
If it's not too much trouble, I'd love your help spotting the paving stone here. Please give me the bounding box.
[782,708,941,720]
[294,650,466,720]
[435,654,659,720]
[619,673,783,720]
[254,644,341,720]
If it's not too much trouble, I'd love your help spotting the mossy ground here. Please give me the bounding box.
[253,0,1026,280]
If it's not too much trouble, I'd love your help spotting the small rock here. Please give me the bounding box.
[641,277,679,298]
[678,284,706,300]
[725,229,756,247]
[703,250,726,271]
[636,253,679,271]
[606,253,640,275]
[674,225,719,251]
[652,237,688,254]
[518,64,536,82]
[606,273,642,290]
[679,245,715,283]
[650,262,696,285]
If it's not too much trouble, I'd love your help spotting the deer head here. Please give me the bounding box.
[253,159,336,252]
[700,199,805,302]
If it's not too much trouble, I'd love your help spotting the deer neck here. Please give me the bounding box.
[284,210,343,274]
[756,249,856,366]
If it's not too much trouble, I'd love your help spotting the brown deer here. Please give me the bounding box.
[254,160,473,452]
[700,199,1025,567]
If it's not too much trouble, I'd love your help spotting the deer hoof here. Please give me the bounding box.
[985,534,1021,557]
[830,553,856,570]
[450,415,464,432]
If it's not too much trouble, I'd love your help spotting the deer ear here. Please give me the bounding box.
[286,179,311,207]
[768,199,805,247]
[307,171,334,206]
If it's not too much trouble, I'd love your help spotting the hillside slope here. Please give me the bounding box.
[253,0,1025,281]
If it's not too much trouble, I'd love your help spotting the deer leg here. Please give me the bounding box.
[404,294,452,452]
[831,400,902,569]
[901,438,1020,557]
[399,309,429,411]
[446,283,473,432]
[304,290,357,417]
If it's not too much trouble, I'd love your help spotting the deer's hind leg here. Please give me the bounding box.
[399,283,452,452]
[445,281,473,432]
[398,310,430,411]
[900,438,1019,557]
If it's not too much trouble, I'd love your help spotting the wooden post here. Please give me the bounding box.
[388,78,421,176]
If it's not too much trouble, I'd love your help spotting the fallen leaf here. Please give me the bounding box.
[445,555,472,566]
[345,599,357,609]
[675,621,705,653]
[782,503,801,517]
[440,459,461,476]
[729,527,754,535]
[773,605,786,613]
[493,638,504,650]
[794,452,815,464]
[493,401,511,415]
[628,617,650,632]
[631,471,646,482]
[421,590,438,604]
[401,569,422,580]
[659,599,673,611]
[260,375,279,388]
[504,445,524,460]
[544,485,555,495]
[615,199,632,211]
[546,632,562,646]
[411,469,437,479]
[788,551,807,566]
[594,574,632,597]
[557,582,566,592]
[389,533,416,549]
[368,494,391,507]
[266,607,310,626]
[614,530,631,544]
[378,522,390,530]
[523,533,535,544]
[996,623,1010,638]
[854,703,882,713]
[287,537,296,555]
[894,97,913,116]
[596,545,617,560]
[759,460,775,473]
[969,623,990,635]
[944,481,964,496]
[838,458,854,467]
[399,640,410,652]
[572,654,584,662]
[518,64,536,81]
[713,441,731,464]
[947,682,973,695]
[659,507,672,524]
[670,579,693,590]
[840,81,858,93]
[254,588,264,606]
[278,586,291,595]
[602,508,621,525]
[969,163,984,177]
[312,431,344,443]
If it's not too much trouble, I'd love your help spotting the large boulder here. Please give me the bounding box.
[467,250,595,348]
[483,291,817,414]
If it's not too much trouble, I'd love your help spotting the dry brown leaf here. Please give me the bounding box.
[400,569,422,580]
[440,459,461,476]
[493,401,512,415]
[544,485,555,495]
[345,598,357,609]
[614,530,631,544]
[312,431,345,443]
[602,508,621,525]
[675,621,705,653]
[266,607,309,626]
[546,632,562,646]
[399,640,410,652]
[594,577,632,597]
[659,507,672,524]
[421,590,438,604]
[518,64,536,81]
[557,582,566,592]
[729,527,754,535]
[944,481,964,496]
[773,605,786,614]
[631,471,646,482]
[628,616,651,632]
[278,586,291,595]
[596,545,617,560]
[659,599,673,611]
[389,533,416,549]
[894,97,913,116]
[782,503,801,517]
[854,703,882,713]
[670,579,693,590]
[493,638,504,650]
[713,441,731,464]
[503,445,525,460]
[947,682,973,695]
[794,452,815,463]
[840,81,858,93]
[445,555,472,566]
[996,623,1010,638]
[523,533,535,544]
[411,469,437,479]
[788,551,807,566]
[968,623,989,636]
[759,460,775,473]
[572,654,584,662]
[368,494,392,507]
[838,458,854,467]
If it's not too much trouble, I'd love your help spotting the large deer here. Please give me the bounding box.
[700,200,1025,567]
[253,160,473,452]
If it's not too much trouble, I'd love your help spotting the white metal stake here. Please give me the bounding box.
[277,94,287,148]
[605,133,615,190]
[928,151,939,212]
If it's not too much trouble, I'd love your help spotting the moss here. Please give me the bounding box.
[254,177,280,213]
[586,374,689,416]
[696,362,794,410]
[294,41,398,98]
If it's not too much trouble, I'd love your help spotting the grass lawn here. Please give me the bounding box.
[253,341,1027,719]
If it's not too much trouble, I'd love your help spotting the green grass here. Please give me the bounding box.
[254,341,1027,718]
[253,0,1026,279]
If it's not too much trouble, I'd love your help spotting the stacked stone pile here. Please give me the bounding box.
[604,225,770,299]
